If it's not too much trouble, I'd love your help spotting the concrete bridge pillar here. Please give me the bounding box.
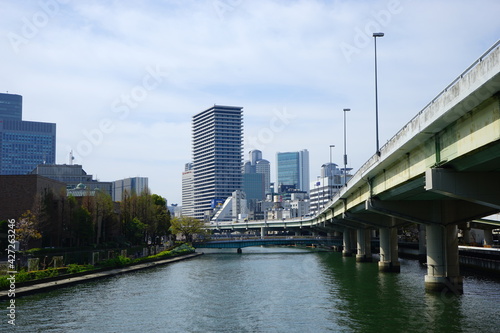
[462,227,471,245]
[418,224,427,263]
[342,229,352,257]
[295,231,301,237]
[365,229,372,259]
[356,229,372,262]
[378,226,400,272]
[483,229,493,247]
[425,224,463,294]
[350,229,357,253]
[260,227,267,239]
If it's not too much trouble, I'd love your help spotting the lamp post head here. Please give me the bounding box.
[373,32,384,37]
[343,108,351,112]
[330,145,335,148]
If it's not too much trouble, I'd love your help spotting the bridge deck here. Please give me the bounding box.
[193,238,342,248]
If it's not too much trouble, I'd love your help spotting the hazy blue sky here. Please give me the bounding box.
[1,0,499,204]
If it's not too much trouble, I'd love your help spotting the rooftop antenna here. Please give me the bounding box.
[69,150,75,165]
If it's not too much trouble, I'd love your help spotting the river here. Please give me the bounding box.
[5,247,500,332]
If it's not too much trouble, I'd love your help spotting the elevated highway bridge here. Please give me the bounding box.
[207,40,500,294]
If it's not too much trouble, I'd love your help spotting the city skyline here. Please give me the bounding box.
[1,1,499,204]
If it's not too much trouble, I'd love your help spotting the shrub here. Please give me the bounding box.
[66,264,94,274]
[96,255,134,268]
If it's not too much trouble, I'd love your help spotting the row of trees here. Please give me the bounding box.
[121,190,170,245]
[1,188,172,250]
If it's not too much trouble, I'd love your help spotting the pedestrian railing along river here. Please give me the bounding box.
[193,236,342,249]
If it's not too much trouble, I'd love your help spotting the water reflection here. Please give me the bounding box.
[4,247,500,333]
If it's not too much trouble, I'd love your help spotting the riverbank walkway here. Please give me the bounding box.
[0,252,202,300]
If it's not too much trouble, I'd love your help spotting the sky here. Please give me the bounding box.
[1,0,499,205]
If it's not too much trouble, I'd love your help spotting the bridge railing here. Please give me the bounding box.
[422,39,500,113]
[359,39,500,170]
[320,39,500,215]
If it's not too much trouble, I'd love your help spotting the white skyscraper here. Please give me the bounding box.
[192,105,243,220]
[181,163,194,217]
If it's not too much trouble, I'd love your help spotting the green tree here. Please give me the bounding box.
[124,217,147,244]
[119,190,171,245]
[92,190,115,244]
[73,206,93,246]
[16,210,42,251]
[151,194,171,244]
[170,216,209,243]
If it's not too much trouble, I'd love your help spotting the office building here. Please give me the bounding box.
[112,177,149,201]
[0,93,56,175]
[181,162,195,217]
[0,93,22,120]
[31,164,112,197]
[243,149,271,195]
[192,105,243,220]
[211,190,248,223]
[276,149,310,193]
[243,172,265,201]
[309,163,345,213]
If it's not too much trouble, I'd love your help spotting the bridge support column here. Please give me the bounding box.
[351,229,357,253]
[237,248,242,254]
[365,229,372,259]
[356,229,372,262]
[462,227,472,245]
[483,229,493,247]
[260,227,267,239]
[425,224,463,294]
[418,224,427,263]
[342,229,352,257]
[295,231,301,237]
[378,227,400,272]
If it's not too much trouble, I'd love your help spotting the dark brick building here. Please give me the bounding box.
[0,174,66,222]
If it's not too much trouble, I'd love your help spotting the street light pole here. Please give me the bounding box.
[329,144,335,200]
[343,108,350,186]
[373,32,384,156]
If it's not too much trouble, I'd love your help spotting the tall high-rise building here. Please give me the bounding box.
[256,159,271,194]
[276,149,310,193]
[181,162,195,217]
[242,149,270,197]
[192,105,243,220]
[0,93,22,120]
[0,93,56,175]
